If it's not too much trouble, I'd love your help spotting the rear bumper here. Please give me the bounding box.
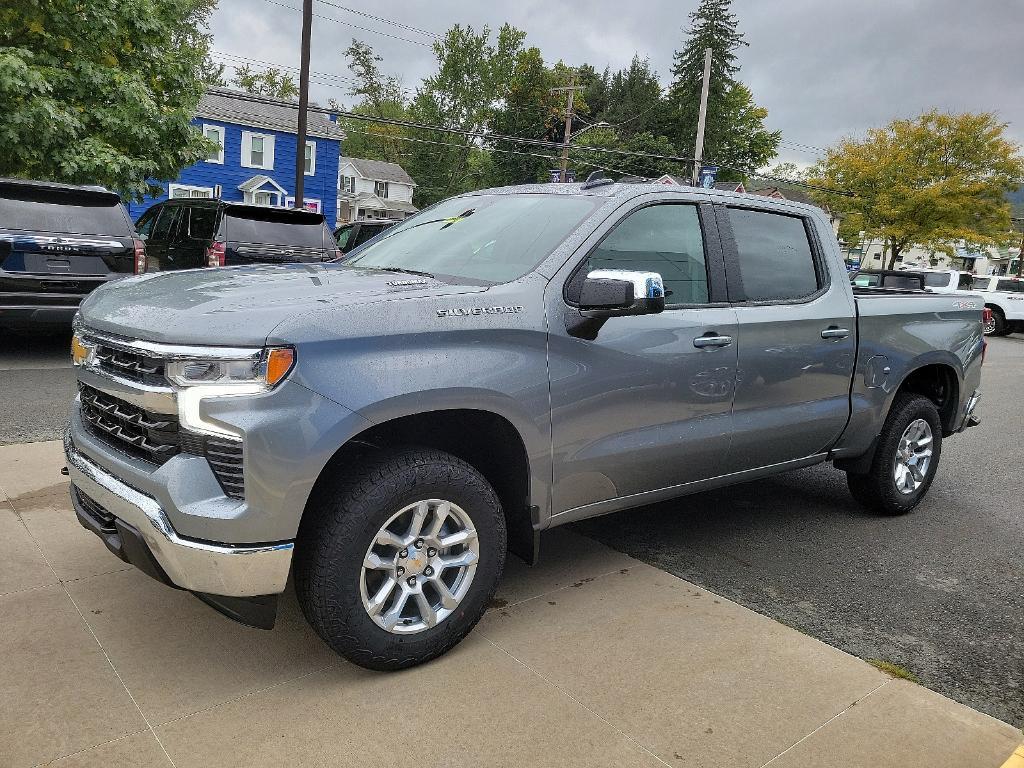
[64,432,294,600]
[0,304,79,326]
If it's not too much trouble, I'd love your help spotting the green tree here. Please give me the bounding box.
[666,0,779,179]
[231,64,298,100]
[603,56,669,140]
[333,40,410,165]
[405,24,526,205]
[573,129,680,180]
[809,111,1024,268]
[0,0,218,200]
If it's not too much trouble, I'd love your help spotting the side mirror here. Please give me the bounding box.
[579,270,666,318]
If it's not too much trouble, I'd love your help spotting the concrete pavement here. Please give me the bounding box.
[1,441,1020,767]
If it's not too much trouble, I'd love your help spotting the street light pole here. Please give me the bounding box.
[691,47,712,186]
[293,0,313,208]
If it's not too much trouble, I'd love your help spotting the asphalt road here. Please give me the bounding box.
[2,328,1022,726]
[577,334,1024,728]
[0,330,77,444]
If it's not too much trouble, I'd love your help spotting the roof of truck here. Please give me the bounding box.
[467,181,825,215]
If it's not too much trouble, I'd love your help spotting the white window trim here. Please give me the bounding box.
[168,184,214,199]
[304,141,316,176]
[202,124,224,164]
[241,131,275,170]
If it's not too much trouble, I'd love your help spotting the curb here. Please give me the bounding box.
[1001,743,1024,768]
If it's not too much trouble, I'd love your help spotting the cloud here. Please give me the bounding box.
[211,0,1024,163]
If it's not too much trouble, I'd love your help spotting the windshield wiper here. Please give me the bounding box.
[376,266,435,279]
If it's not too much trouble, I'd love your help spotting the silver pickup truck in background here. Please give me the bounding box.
[65,180,984,670]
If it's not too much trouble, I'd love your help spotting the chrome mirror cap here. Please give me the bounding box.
[586,270,665,300]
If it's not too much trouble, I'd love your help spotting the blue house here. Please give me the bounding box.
[129,87,343,228]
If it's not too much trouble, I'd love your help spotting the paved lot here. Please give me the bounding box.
[0,443,1019,768]
[579,334,1024,728]
[0,330,76,445]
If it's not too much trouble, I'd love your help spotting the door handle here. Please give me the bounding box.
[693,334,733,349]
[820,327,851,339]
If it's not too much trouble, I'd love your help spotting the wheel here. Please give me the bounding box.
[845,393,943,515]
[985,307,1009,336]
[295,447,506,671]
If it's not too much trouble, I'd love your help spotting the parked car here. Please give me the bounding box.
[136,199,339,271]
[851,269,925,290]
[919,269,975,293]
[0,178,142,330]
[972,274,1024,335]
[66,182,984,671]
[333,219,396,256]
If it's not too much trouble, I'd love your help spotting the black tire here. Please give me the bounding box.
[986,306,1010,336]
[845,393,943,515]
[294,447,506,671]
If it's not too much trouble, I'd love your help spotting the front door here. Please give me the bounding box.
[717,204,856,472]
[548,198,738,517]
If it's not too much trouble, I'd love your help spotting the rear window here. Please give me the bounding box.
[0,186,131,236]
[923,272,951,287]
[997,279,1024,292]
[224,208,325,247]
[728,208,819,301]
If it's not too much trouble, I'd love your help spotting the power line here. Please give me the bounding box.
[206,89,856,197]
[257,0,433,47]
[313,0,440,39]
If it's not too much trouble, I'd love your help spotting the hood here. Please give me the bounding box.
[78,263,486,346]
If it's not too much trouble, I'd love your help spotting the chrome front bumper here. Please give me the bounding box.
[64,433,293,597]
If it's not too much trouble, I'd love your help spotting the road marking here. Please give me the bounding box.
[1000,743,1024,768]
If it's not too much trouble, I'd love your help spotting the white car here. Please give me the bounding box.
[972,275,1024,336]
[918,269,976,293]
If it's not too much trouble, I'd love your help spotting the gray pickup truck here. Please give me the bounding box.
[65,181,984,670]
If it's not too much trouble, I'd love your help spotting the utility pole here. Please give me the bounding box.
[691,47,712,186]
[293,0,313,208]
[550,74,585,182]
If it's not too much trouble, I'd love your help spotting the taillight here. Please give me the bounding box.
[133,238,147,274]
[206,241,225,267]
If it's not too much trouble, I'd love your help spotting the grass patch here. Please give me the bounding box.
[867,658,920,684]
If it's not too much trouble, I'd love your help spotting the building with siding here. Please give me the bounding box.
[337,157,418,224]
[128,87,344,227]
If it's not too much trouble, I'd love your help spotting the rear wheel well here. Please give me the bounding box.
[305,410,536,563]
[895,364,959,434]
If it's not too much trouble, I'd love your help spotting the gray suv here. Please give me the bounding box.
[65,181,983,670]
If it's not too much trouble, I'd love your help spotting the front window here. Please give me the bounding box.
[204,125,224,164]
[340,175,356,194]
[375,181,389,199]
[251,136,264,167]
[344,194,601,284]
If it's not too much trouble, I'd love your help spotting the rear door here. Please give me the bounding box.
[222,207,328,264]
[0,182,135,308]
[166,204,216,270]
[717,204,856,472]
[142,205,182,271]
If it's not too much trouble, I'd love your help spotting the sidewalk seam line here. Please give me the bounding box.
[14,513,179,768]
[755,680,891,768]
[481,635,673,768]
[28,727,152,768]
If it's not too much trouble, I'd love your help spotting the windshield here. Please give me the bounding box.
[344,194,602,283]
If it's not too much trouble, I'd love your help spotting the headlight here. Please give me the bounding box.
[71,332,96,367]
[169,347,295,439]
[166,347,295,389]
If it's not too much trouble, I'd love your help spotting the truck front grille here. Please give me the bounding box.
[93,343,165,386]
[204,438,244,499]
[79,383,180,464]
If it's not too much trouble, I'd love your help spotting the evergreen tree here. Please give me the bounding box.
[667,0,779,179]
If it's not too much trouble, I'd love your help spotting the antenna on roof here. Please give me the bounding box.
[581,171,614,190]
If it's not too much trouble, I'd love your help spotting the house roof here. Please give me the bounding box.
[343,157,416,186]
[355,192,418,214]
[198,87,343,140]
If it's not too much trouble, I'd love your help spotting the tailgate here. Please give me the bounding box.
[222,205,327,264]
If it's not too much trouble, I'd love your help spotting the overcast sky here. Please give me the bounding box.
[211,0,1024,167]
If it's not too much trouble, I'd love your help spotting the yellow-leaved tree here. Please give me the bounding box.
[809,111,1024,269]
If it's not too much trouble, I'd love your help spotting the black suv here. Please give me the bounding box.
[0,178,142,329]
[137,199,339,271]
[334,219,395,255]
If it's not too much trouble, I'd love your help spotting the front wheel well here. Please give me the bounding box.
[303,409,537,564]
[894,363,960,434]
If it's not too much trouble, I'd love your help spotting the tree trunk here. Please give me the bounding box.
[1017,232,1024,277]
[885,239,901,270]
